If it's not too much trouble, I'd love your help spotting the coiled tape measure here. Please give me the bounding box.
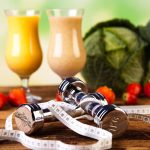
[1,100,112,150]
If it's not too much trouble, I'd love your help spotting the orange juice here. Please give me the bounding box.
[6,16,42,78]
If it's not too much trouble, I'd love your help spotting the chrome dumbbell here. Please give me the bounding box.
[14,101,85,135]
[15,78,89,135]
[59,77,128,138]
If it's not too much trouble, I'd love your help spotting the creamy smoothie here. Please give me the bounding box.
[47,16,86,78]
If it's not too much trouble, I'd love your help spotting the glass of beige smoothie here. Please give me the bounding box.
[47,9,86,79]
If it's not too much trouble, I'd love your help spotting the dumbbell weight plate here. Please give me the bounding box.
[102,108,128,138]
[15,104,44,135]
[89,93,108,106]
[59,77,88,102]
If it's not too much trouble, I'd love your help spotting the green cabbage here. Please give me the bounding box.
[138,21,150,83]
[82,19,147,94]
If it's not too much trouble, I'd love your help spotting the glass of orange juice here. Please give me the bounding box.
[47,9,86,79]
[5,9,43,103]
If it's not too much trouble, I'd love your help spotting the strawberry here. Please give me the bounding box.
[8,88,27,107]
[126,82,142,96]
[144,82,150,98]
[123,92,137,105]
[55,90,62,101]
[96,86,116,104]
[0,93,8,109]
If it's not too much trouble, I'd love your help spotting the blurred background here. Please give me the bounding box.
[0,0,150,86]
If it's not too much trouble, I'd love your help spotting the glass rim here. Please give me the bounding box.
[4,9,40,16]
[47,8,84,17]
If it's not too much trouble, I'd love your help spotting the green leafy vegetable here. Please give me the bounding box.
[82,19,147,94]
[138,21,150,83]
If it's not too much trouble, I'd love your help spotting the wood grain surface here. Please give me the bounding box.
[0,86,150,150]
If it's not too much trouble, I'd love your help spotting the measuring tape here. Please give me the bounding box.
[0,100,112,150]
[1,101,150,150]
[120,105,150,124]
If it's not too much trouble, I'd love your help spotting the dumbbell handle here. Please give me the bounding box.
[41,106,85,122]
[39,101,85,121]
[60,84,110,122]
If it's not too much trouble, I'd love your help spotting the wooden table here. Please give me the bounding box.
[0,86,150,150]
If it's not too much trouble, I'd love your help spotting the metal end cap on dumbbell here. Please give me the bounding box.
[98,105,128,138]
[59,77,88,102]
[14,104,44,135]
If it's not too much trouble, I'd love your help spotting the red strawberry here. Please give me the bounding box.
[96,86,116,104]
[123,92,137,105]
[8,88,27,107]
[144,82,150,98]
[55,90,62,101]
[126,83,142,96]
[0,93,8,109]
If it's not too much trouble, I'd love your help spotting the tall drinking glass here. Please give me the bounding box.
[47,9,86,79]
[5,9,43,103]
